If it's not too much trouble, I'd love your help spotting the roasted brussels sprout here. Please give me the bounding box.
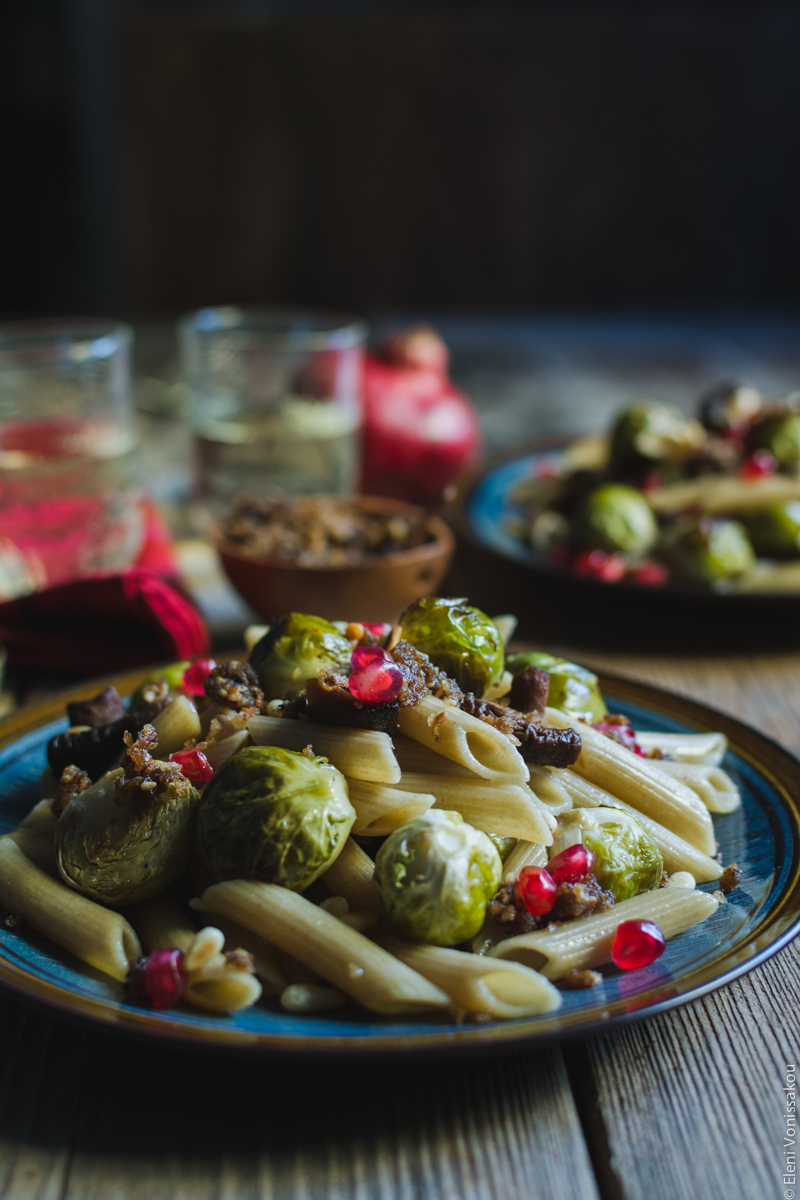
[744,502,800,558]
[398,597,504,696]
[698,382,762,434]
[747,412,800,468]
[610,404,706,471]
[551,808,663,902]
[248,614,351,700]
[374,810,502,945]
[575,483,658,555]
[661,517,755,584]
[506,652,607,723]
[484,833,517,862]
[196,746,355,890]
[56,760,199,906]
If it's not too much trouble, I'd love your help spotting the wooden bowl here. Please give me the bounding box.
[214,495,455,624]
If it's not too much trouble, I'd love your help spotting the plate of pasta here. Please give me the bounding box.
[0,599,798,1055]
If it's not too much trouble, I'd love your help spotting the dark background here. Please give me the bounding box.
[4,0,800,320]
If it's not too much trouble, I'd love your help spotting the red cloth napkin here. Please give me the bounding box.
[0,503,210,675]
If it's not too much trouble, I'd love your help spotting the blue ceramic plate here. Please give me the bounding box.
[0,670,798,1055]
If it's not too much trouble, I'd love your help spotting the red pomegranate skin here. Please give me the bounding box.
[360,330,482,504]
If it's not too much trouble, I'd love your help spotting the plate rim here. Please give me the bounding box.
[0,666,798,1056]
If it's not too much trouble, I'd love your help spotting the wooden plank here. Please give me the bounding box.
[0,995,84,1199]
[62,1040,599,1199]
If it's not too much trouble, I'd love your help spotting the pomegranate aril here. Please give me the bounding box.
[632,561,669,587]
[363,622,391,638]
[170,747,214,782]
[548,843,595,885]
[573,549,627,583]
[182,658,217,697]
[349,657,404,704]
[517,865,558,915]
[592,721,645,756]
[611,919,666,970]
[351,645,389,671]
[144,948,186,1008]
[741,450,778,479]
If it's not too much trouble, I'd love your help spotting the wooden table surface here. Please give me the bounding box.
[0,648,796,1200]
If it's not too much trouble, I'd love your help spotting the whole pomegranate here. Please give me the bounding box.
[361,326,482,504]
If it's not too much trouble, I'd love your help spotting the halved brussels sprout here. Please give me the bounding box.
[610,404,706,470]
[748,412,800,468]
[744,501,800,558]
[196,745,355,890]
[551,807,663,902]
[575,483,658,555]
[56,767,199,907]
[506,652,607,723]
[398,597,504,696]
[248,613,351,700]
[374,810,502,945]
[661,517,755,584]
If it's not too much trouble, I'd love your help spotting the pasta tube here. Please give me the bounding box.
[193,881,452,1015]
[634,731,727,766]
[650,761,741,813]
[124,895,198,954]
[247,717,401,784]
[647,472,800,516]
[397,695,529,785]
[502,839,548,882]
[392,734,477,778]
[560,770,722,883]
[392,772,554,845]
[546,708,716,857]
[319,837,384,914]
[345,778,436,836]
[2,800,59,874]
[0,839,141,982]
[180,926,262,1013]
[378,935,562,1018]
[488,886,720,979]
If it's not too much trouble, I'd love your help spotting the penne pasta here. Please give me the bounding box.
[650,761,741,813]
[0,839,141,982]
[634,731,727,766]
[247,716,401,784]
[488,886,720,979]
[529,767,572,816]
[502,839,549,882]
[180,925,263,1013]
[560,770,722,883]
[319,837,384,914]
[397,695,530,785]
[193,880,452,1015]
[378,935,562,1018]
[345,777,436,837]
[546,708,717,857]
[125,895,198,954]
[392,772,554,845]
[392,734,478,778]
[647,472,800,516]
[2,800,59,874]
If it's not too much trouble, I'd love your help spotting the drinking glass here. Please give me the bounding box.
[178,307,366,521]
[0,320,143,601]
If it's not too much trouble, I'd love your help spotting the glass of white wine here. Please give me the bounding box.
[178,307,366,525]
[0,319,143,601]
